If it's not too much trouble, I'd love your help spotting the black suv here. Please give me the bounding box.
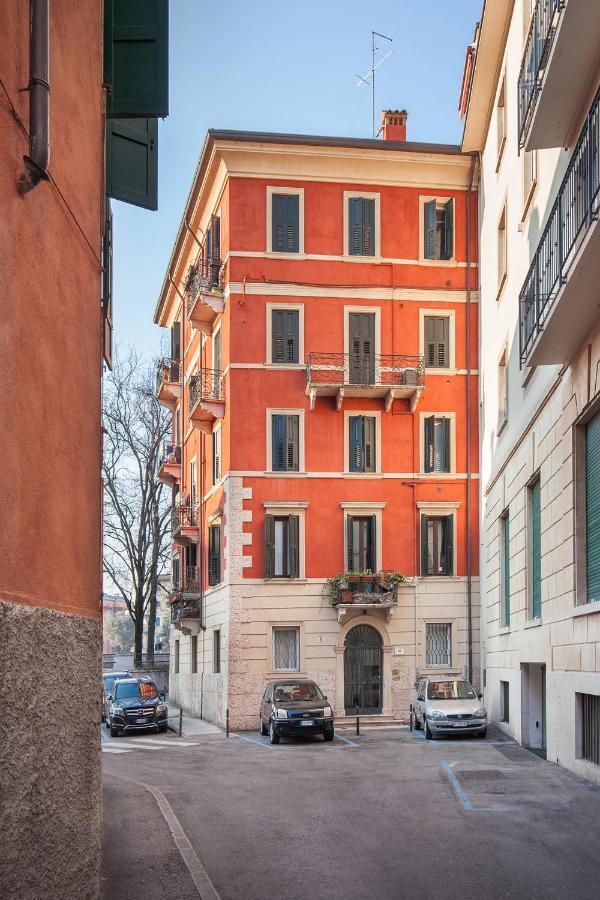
[105,677,168,737]
[259,679,334,744]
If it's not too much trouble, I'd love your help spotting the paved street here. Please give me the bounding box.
[101,724,600,900]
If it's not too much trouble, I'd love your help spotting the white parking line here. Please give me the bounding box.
[101,746,130,754]
[126,738,198,747]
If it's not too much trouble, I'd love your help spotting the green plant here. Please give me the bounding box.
[378,570,407,589]
[324,570,407,605]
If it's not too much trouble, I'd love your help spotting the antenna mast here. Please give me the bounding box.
[371,31,392,138]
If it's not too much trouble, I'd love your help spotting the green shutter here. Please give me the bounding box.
[171,321,181,360]
[444,516,454,576]
[443,198,454,260]
[421,516,429,576]
[424,200,436,259]
[586,413,600,602]
[286,415,299,472]
[272,415,286,471]
[349,198,363,255]
[272,195,299,253]
[502,514,511,625]
[102,203,113,369]
[368,516,377,573]
[208,525,221,586]
[531,479,542,618]
[212,430,221,485]
[349,415,363,472]
[272,310,299,363]
[104,0,169,118]
[288,515,299,578]
[106,117,158,210]
[424,416,435,473]
[347,516,354,571]
[364,416,376,473]
[362,199,376,256]
[443,418,451,472]
[264,515,275,578]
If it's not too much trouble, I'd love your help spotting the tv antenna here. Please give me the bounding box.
[355,31,393,138]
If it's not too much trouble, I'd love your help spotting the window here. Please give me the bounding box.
[424,316,450,368]
[424,416,451,473]
[346,515,376,572]
[265,514,299,578]
[174,639,180,674]
[273,626,300,671]
[271,309,299,364]
[501,512,511,627]
[212,428,221,484]
[500,681,510,722]
[190,458,197,508]
[171,321,181,361]
[523,150,537,217]
[496,74,506,167]
[498,204,507,293]
[213,629,221,674]
[529,477,542,619]
[155,616,161,627]
[271,193,300,253]
[421,515,454,576]
[191,635,197,674]
[425,623,452,667]
[348,196,376,256]
[271,414,299,472]
[423,199,453,260]
[349,415,376,473]
[498,348,508,432]
[579,693,600,765]
[586,412,600,603]
[208,524,221,586]
[172,555,180,591]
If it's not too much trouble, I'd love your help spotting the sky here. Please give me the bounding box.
[111,0,482,361]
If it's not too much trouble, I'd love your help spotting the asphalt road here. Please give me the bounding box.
[101,725,600,900]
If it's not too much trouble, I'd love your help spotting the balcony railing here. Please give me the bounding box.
[171,565,200,596]
[186,257,223,301]
[171,499,198,534]
[307,352,425,388]
[334,574,399,606]
[156,358,182,394]
[189,369,224,410]
[170,596,202,626]
[159,442,181,467]
[518,0,563,147]
[519,86,600,365]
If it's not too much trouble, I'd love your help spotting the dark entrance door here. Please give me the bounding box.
[344,624,382,714]
[349,313,375,384]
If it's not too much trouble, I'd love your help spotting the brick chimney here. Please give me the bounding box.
[381,109,407,141]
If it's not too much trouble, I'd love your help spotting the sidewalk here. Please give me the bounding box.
[166,704,221,739]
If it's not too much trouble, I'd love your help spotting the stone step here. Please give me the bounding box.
[335,714,401,728]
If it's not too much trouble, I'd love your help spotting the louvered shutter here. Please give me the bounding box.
[421,516,429,576]
[586,413,600,602]
[425,317,450,368]
[271,415,286,471]
[368,516,377,573]
[362,199,375,256]
[443,199,454,260]
[208,525,221,586]
[272,195,299,253]
[531,479,542,618]
[272,310,299,363]
[288,515,300,578]
[289,311,299,363]
[424,416,435,473]
[264,515,275,578]
[172,555,180,590]
[349,416,363,473]
[364,417,376,473]
[425,317,436,368]
[210,214,221,262]
[212,430,221,484]
[349,198,363,255]
[346,516,355,571]
[102,203,113,369]
[286,416,299,472]
[424,200,437,259]
[443,418,451,472]
[106,117,158,210]
[444,516,454,576]
[171,321,181,360]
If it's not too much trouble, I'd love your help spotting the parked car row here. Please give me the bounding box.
[102,672,168,737]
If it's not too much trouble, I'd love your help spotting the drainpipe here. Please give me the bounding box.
[20,0,50,194]
[465,154,477,685]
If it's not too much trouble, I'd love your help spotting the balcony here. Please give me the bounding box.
[186,259,224,335]
[156,358,182,410]
[171,497,199,546]
[518,0,600,150]
[306,353,424,412]
[519,88,600,367]
[170,587,202,635]
[329,574,400,624]
[189,369,225,434]
[157,442,181,486]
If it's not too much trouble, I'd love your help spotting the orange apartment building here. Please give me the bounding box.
[155,112,479,729]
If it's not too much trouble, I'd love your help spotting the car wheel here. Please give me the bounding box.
[158,724,168,734]
[424,718,433,740]
[323,730,334,742]
[109,721,120,738]
[269,721,280,745]
[259,716,268,736]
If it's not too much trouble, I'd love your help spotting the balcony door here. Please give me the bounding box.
[349,313,375,385]
[344,624,382,714]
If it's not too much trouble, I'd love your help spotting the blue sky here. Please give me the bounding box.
[111,0,482,360]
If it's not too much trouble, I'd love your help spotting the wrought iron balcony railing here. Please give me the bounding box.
[156,358,182,393]
[189,369,224,410]
[519,85,600,365]
[171,565,200,595]
[159,442,181,467]
[518,0,563,147]
[171,499,198,533]
[170,596,202,625]
[185,258,223,306]
[306,352,425,389]
[335,574,399,606]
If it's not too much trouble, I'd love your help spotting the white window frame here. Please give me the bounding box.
[343,191,381,259]
[265,408,305,474]
[265,302,305,367]
[262,500,308,580]
[418,411,457,474]
[266,186,305,255]
[419,308,456,373]
[343,410,382,475]
[340,501,386,573]
[416,502,460,579]
[269,623,303,673]
[418,196,456,264]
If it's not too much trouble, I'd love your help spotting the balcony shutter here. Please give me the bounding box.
[288,515,300,578]
[272,195,299,253]
[286,416,299,472]
[421,516,429,576]
[171,321,181,360]
[346,516,354,571]
[443,418,451,472]
[364,416,376,473]
[104,0,169,118]
[531,479,542,618]
[368,516,377,573]
[586,413,600,602]
[208,525,221,586]
[172,555,180,589]
[102,203,113,369]
[106,117,158,210]
[362,199,375,256]
[443,199,454,259]
[272,310,298,363]
[271,415,286,471]
[212,430,221,484]
[424,200,437,259]
[424,416,435,473]
[443,516,454,576]
[264,514,275,578]
[349,415,363,473]
[349,198,363,255]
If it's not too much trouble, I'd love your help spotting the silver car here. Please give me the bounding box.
[414,677,487,739]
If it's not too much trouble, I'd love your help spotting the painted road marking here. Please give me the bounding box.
[126,738,198,747]
[101,746,130,754]
[234,733,358,749]
[440,760,519,812]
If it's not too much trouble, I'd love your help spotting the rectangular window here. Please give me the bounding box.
[212,428,221,484]
[213,629,221,674]
[171,321,181,361]
[424,316,450,368]
[272,194,299,253]
[580,693,600,765]
[426,623,452,667]
[530,477,542,619]
[498,349,508,432]
[498,204,507,291]
[264,514,299,579]
[424,416,451,473]
[172,555,180,591]
[497,75,506,166]
[174,639,180,674]
[346,515,376,572]
[500,681,510,722]
[501,512,511,627]
[586,412,600,603]
[271,309,299,364]
[208,524,221,586]
[424,199,453,260]
[349,415,376,473]
[421,515,454,576]
[191,635,197,674]
[348,197,376,256]
[271,414,299,472]
[273,626,300,671]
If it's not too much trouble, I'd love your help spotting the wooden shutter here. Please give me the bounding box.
[531,479,542,618]
[349,416,363,472]
[171,321,181,360]
[443,418,451,472]
[362,199,375,256]
[368,516,377,573]
[288,515,300,578]
[286,416,299,472]
[586,413,600,601]
[443,199,454,260]
[106,117,158,210]
[209,214,221,262]
[424,416,435,473]
[264,514,275,578]
[444,516,454,576]
[272,195,299,253]
[346,516,354,571]
[102,203,113,369]
[425,316,449,368]
[349,198,363,255]
[212,430,221,484]
[271,415,286,471]
[272,310,299,363]
[421,516,429,576]
[104,0,169,118]
[208,525,221,586]
[364,417,376,473]
[424,199,437,259]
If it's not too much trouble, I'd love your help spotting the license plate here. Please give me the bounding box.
[134,717,147,724]
[300,720,315,727]
[453,722,468,728]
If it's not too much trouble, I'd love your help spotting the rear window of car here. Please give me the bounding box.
[427,681,476,700]
[114,682,141,700]
[273,682,323,702]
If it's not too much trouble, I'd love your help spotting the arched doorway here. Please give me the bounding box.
[344,624,383,714]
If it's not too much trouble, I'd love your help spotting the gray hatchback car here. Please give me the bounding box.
[414,677,487,739]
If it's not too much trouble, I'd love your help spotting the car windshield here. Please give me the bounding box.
[114,682,141,700]
[273,682,322,703]
[427,680,476,701]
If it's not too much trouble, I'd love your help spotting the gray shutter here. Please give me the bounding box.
[102,203,113,370]
[288,311,299,363]
[349,416,363,472]
[346,516,354,571]
[265,515,275,578]
[424,416,435,473]
[362,199,375,256]
[286,416,299,472]
[586,413,600,601]
[424,199,436,259]
[209,525,221,586]
[272,195,299,253]
[272,415,286,471]
[171,321,181,360]
[272,310,299,363]
[349,198,363,255]
[425,317,449,368]
[424,317,436,367]
[106,117,158,210]
[443,418,451,472]
[444,516,454,576]
[421,516,429,575]
[502,514,510,623]
[288,515,299,578]
[443,199,454,260]
[364,417,376,473]
[531,479,542,618]
[368,516,377,573]
[104,0,169,118]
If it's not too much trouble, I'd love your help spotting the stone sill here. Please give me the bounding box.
[524,618,542,629]
[572,599,600,618]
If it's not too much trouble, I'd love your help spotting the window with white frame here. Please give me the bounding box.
[424,315,451,368]
[348,415,376,473]
[425,623,452,667]
[421,515,454,576]
[344,193,380,257]
[272,626,300,671]
[265,514,299,579]
[423,198,454,261]
[271,414,299,472]
[424,416,452,473]
[268,188,302,253]
[270,308,300,364]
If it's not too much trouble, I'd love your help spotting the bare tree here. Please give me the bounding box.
[103,349,171,667]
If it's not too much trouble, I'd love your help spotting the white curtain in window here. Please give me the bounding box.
[273,627,299,670]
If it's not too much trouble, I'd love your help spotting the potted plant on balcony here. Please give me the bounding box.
[377,570,407,600]
[325,573,352,606]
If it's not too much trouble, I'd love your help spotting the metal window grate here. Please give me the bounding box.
[582,694,600,765]
[426,623,451,667]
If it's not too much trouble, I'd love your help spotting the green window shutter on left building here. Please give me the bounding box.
[106,117,158,210]
[586,413,600,602]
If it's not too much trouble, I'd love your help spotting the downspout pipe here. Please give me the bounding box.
[20,0,50,194]
[465,153,477,685]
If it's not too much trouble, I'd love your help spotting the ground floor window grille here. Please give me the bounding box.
[581,693,600,765]
[425,623,451,667]
[273,626,299,671]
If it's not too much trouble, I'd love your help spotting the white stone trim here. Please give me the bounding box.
[226,279,479,302]
[418,195,456,262]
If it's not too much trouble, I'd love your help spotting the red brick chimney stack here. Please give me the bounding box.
[381,109,408,141]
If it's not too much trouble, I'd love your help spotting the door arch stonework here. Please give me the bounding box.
[335,617,392,716]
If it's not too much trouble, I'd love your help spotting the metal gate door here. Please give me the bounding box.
[344,624,382,714]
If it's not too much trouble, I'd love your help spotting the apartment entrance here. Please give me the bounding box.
[344,624,382,714]
[521,663,546,758]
